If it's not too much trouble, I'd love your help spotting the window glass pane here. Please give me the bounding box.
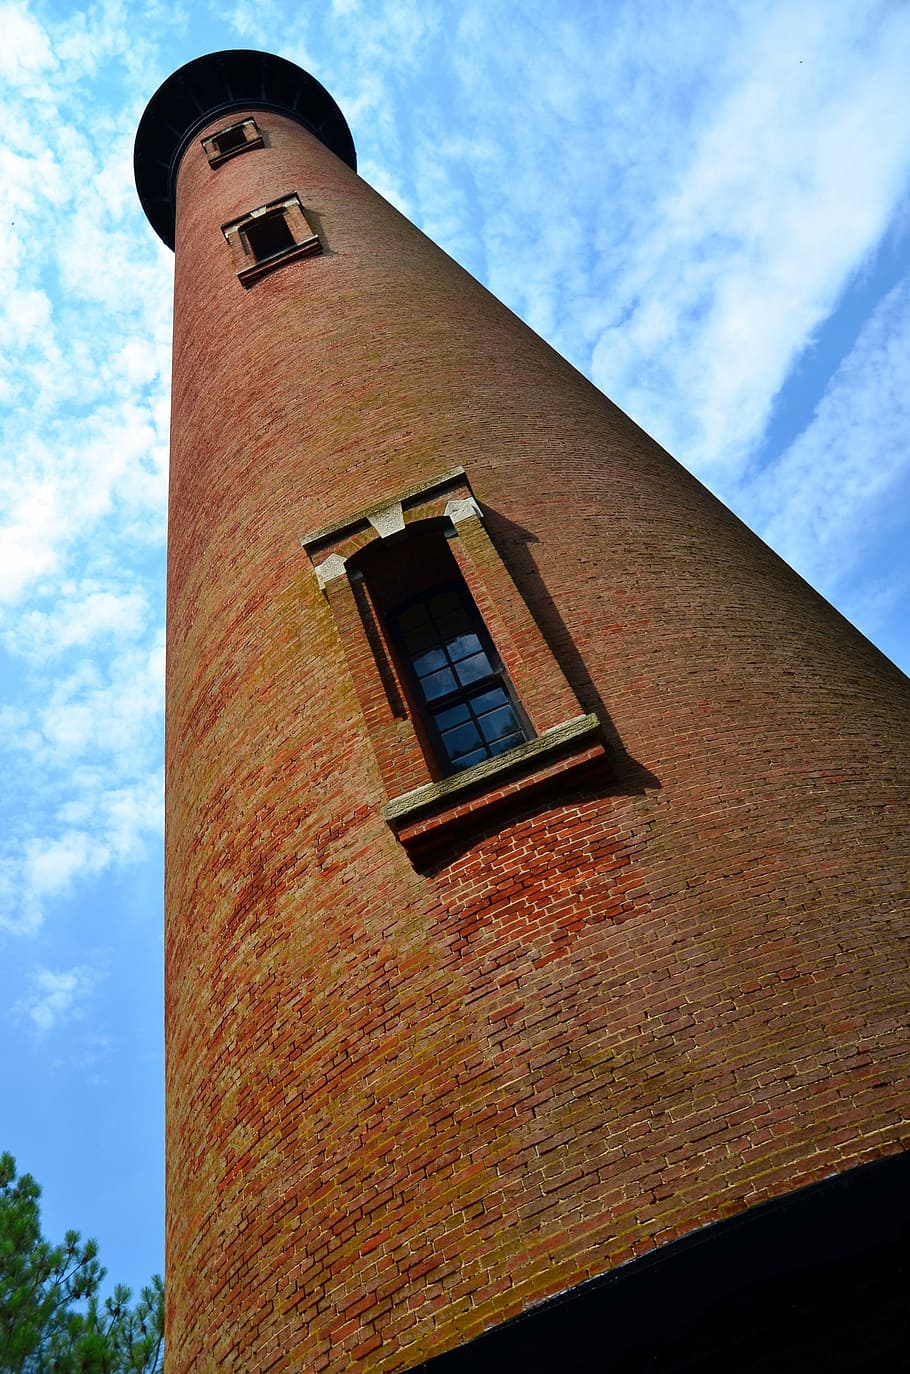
[439,720,484,762]
[401,627,438,658]
[390,581,530,775]
[427,590,461,618]
[434,701,471,732]
[454,651,492,686]
[434,609,472,641]
[397,604,430,633]
[412,646,447,677]
[471,687,507,716]
[445,632,483,663]
[398,615,432,648]
[450,746,488,772]
[489,730,525,757]
[477,703,520,745]
[419,665,458,701]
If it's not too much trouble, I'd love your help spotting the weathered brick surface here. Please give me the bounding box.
[162,105,910,1372]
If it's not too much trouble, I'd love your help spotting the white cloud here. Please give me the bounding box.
[323,1,910,501]
[23,832,111,902]
[0,0,56,87]
[14,963,101,1036]
[0,386,169,608]
[0,623,164,933]
[0,770,163,936]
[6,583,149,660]
[37,636,164,760]
[746,274,910,593]
[57,774,164,863]
[588,1,910,473]
[0,0,182,949]
[0,479,62,603]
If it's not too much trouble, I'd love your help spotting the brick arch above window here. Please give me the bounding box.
[301,469,609,856]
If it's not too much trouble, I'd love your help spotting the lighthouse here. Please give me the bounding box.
[135,49,910,1373]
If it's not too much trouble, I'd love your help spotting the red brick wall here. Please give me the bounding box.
[164,106,910,1371]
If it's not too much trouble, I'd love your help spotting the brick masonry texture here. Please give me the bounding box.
[163,106,910,1371]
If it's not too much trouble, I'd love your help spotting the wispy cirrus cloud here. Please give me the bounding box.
[745,273,910,660]
[0,631,164,935]
[7,582,149,660]
[0,0,55,86]
[588,2,910,475]
[298,0,910,510]
[338,0,910,670]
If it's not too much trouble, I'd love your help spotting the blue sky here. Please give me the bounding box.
[1,0,908,1300]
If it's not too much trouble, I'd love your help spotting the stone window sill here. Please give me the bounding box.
[237,234,321,287]
[384,713,608,857]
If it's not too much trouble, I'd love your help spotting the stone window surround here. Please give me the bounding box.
[201,116,264,167]
[301,468,608,855]
[222,193,321,287]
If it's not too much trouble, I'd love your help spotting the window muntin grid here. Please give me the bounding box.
[394,588,528,773]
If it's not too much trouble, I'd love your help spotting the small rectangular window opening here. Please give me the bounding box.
[223,194,322,286]
[202,118,263,168]
[212,125,248,157]
[244,212,296,263]
[304,473,609,842]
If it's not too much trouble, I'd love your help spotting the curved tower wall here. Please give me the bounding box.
[138,53,910,1373]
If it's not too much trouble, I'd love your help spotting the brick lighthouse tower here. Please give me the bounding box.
[135,49,910,1373]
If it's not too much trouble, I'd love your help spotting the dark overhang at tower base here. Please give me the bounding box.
[408,1152,909,1373]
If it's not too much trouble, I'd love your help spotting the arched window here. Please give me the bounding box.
[352,524,531,776]
[302,468,606,854]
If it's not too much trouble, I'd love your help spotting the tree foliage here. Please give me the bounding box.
[0,1153,163,1374]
